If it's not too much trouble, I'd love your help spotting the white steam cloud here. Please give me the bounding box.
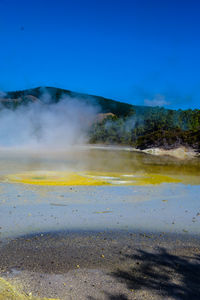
[144,94,170,107]
[0,94,99,151]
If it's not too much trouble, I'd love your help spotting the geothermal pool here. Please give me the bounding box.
[0,147,199,238]
[0,147,200,299]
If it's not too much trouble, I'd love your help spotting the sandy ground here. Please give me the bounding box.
[0,231,200,300]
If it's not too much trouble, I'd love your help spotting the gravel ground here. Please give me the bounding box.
[0,230,200,300]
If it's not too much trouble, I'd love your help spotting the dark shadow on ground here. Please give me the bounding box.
[110,247,200,300]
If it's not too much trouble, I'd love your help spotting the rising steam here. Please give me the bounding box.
[0,93,99,150]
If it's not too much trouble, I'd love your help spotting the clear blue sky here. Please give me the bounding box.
[0,0,199,109]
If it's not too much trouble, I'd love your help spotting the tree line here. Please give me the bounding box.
[89,107,200,151]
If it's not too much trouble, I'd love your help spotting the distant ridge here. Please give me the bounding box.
[5,86,134,117]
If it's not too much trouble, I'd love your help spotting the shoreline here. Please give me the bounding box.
[88,144,200,159]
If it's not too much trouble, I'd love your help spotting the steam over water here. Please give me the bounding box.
[0,94,98,149]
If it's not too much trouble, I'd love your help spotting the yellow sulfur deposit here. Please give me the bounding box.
[5,171,109,186]
[127,173,181,185]
[0,277,59,300]
[4,170,181,186]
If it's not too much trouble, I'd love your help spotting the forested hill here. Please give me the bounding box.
[1,86,200,152]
